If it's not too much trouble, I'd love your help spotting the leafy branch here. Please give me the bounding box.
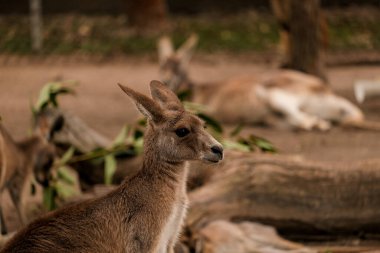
[35,81,276,211]
[33,80,77,114]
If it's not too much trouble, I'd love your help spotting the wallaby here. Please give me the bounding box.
[1,80,223,253]
[0,113,63,235]
[158,35,375,131]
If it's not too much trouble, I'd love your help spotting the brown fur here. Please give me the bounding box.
[0,123,56,235]
[1,80,223,253]
[261,70,330,94]
[157,36,365,130]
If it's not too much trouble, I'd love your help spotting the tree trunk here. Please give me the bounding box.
[126,0,169,33]
[186,151,380,237]
[29,0,43,51]
[271,0,327,80]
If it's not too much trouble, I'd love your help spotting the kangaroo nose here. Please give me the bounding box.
[211,145,223,160]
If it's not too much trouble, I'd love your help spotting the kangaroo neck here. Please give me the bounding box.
[138,126,188,187]
[140,147,187,185]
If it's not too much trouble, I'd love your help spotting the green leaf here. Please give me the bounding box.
[183,101,207,113]
[104,154,117,185]
[35,84,51,111]
[134,129,144,140]
[133,138,144,155]
[177,89,193,101]
[249,135,277,153]
[43,186,57,211]
[197,113,223,134]
[112,124,130,147]
[222,139,251,152]
[34,81,77,113]
[59,146,75,165]
[137,118,146,126]
[57,166,76,185]
[55,180,79,200]
[230,123,244,137]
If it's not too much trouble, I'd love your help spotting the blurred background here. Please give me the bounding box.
[2,0,380,59]
[0,0,379,54]
[1,1,380,252]
[1,0,380,158]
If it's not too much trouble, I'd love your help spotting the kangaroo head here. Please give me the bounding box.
[157,34,198,93]
[119,80,223,164]
[333,96,364,124]
[31,113,65,186]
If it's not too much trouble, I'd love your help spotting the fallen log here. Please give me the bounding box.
[35,109,111,153]
[186,151,380,236]
[193,220,316,253]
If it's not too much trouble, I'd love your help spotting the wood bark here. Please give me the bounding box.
[187,151,380,236]
[271,0,327,80]
[193,220,316,253]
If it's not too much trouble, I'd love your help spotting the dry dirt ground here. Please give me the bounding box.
[0,56,379,162]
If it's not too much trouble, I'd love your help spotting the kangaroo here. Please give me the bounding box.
[1,80,223,253]
[0,113,63,235]
[158,35,368,131]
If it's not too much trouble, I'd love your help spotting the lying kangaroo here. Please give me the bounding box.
[0,113,63,235]
[1,81,223,253]
[158,35,368,131]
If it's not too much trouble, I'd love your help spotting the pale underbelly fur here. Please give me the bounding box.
[157,196,188,253]
[157,165,189,253]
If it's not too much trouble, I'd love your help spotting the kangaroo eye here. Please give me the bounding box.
[175,128,190,137]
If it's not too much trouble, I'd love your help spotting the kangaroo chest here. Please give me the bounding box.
[157,168,189,253]
[157,194,188,253]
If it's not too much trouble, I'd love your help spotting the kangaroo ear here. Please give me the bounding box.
[157,36,174,65]
[149,80,183,111]
[34,110,65,142]
[176,34,198,66]
[46,114,64,141]
[118,83,164,123]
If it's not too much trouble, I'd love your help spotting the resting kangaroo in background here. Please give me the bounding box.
[158,35,370,131]
[1,80,223,253]
[0,114,63,235]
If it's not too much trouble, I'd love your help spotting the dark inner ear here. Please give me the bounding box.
[150,81,182,110]
[151,89,171,104]
[48,115,65,141]
[118,83,165,123]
